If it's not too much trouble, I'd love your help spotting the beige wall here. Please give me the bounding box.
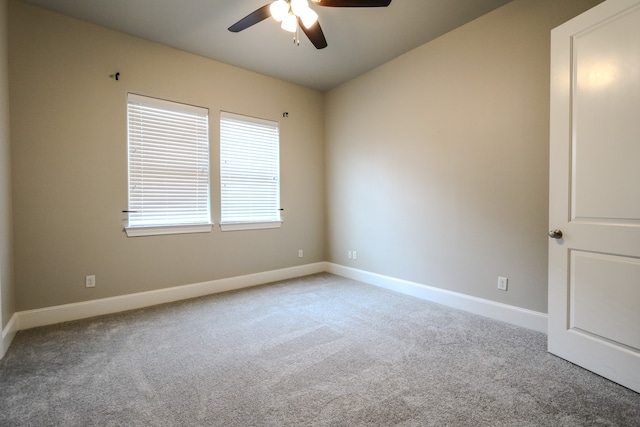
[8,0,604,317]
[8,1,325,311]
[1,0,14,328]
[325,0,603,313]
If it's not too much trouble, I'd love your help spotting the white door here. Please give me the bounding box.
[549,0,640,393]
[0,267,2,356]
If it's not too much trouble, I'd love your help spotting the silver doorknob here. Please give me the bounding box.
[548,229,563,239]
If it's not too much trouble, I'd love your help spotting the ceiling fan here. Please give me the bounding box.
[228,0,392,49]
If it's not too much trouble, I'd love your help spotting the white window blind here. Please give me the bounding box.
[220,111,281,230]
[127,93,211,236]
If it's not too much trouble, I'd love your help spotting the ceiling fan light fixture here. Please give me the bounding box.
[300,8,319,28]
[270,0,289,22]
[281,13,298,32]
[230,0,391,50]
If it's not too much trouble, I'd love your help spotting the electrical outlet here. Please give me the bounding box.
[352,251,357,260]
[86,275,96,288]
[497,276,508,291]
[298,249,303,258]
[348,251,352,259]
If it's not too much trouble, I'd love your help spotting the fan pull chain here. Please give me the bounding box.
[293,24,300,46]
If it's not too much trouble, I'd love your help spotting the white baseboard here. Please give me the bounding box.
[16,262,326,331]
[327,263,547,333]
[1,313,17,359]
[11,261,546,344]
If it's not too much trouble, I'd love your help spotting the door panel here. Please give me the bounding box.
[571,250,640,350]
[572,7,640,221]
[549,0,640,393]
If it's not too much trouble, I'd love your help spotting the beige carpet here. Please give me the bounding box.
[1,273,639,426]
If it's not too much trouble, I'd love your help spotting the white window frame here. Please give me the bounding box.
[220,111,282,231]
[125,93,212,237]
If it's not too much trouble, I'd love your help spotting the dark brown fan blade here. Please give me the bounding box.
[298,18,328,49]
[313,0,391,7]
[228,4,271,32]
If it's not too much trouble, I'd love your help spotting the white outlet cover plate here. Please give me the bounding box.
[86,275,96,288]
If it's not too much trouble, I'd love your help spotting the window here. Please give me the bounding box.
[126,93,211,237]
[220,112,281,231]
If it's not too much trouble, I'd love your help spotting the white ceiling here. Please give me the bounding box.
[17,0,513,91]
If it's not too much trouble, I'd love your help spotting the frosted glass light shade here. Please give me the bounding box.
[290,0,309,16]
[270,0,289,22]
[300,8,318,28]
[281,13,297,32]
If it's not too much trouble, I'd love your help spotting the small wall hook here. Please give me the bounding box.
[110,72,120,81]
[283,112,289,118]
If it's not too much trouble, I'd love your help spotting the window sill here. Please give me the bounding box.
[220,221,282,232]
[125,223,213,237]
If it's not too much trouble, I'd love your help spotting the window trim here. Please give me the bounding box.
[125,223,213,237]
[219,221,282,232]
